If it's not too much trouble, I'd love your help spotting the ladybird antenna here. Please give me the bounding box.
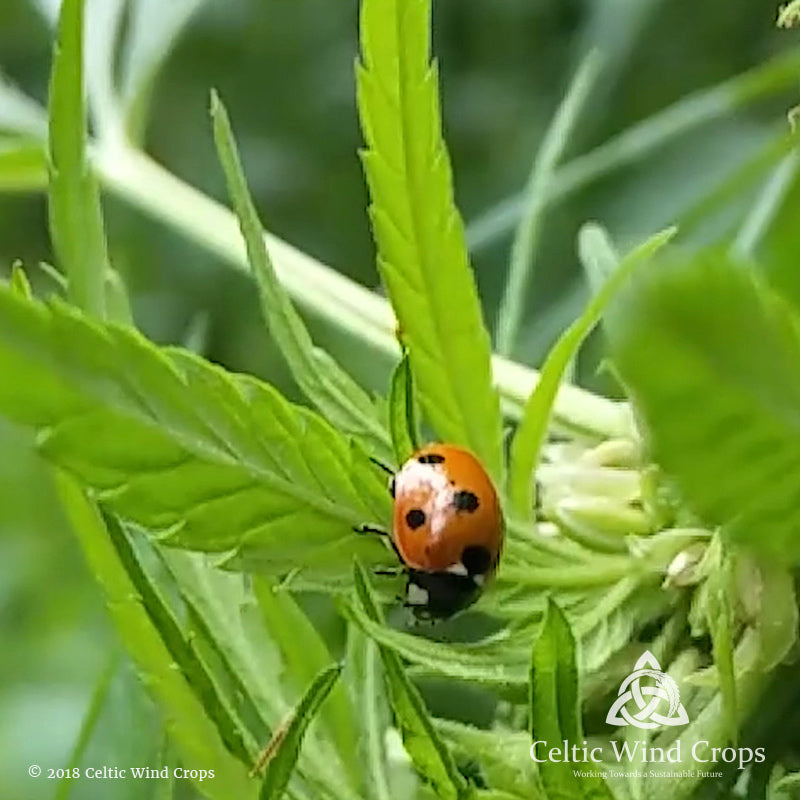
[368,456,395,476]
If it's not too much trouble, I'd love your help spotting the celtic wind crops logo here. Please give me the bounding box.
[606,651,689,729]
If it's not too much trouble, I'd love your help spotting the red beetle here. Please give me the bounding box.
[363,443,504,618]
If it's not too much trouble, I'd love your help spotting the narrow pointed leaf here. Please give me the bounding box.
[211,91,392,463]
[47,0,108,317]
[531,599,614,800]
[259,663,343,800]
[10,263,32,299]
[508,225,676,518]
[357,0,503,482]
[254,577,362,791]
[388,352,420,465]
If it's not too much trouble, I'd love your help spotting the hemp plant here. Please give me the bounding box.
[1,2,800,800]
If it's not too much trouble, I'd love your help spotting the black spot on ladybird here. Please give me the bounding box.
[453,490,479,513]
[461,545,492,576]
[405,508,426,529]
[418,453,445,464]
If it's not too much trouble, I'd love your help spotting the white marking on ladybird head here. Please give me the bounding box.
[395,459,455,540]
[472,573,486,587]
[406,583,429,606]
[445,561,468,577]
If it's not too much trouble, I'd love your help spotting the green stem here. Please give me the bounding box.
[93,143,629,440]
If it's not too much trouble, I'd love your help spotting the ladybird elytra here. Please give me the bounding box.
[389,443,504,618]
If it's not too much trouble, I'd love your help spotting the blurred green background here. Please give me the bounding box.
[0,1,798,797]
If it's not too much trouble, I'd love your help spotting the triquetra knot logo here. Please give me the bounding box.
[606,651,689,729]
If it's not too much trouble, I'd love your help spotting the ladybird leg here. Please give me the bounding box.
[354,524,405,565]
[353,523,390,537]
[368,457,397,497]
[373,566,404,577]
[368,457,395,476]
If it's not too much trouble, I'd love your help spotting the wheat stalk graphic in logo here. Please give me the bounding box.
[606,651,689,729]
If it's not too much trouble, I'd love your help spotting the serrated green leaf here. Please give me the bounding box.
[531,599,615,800]
[0,139,47,192]
[56,474,257,800]
[0,284,392,583]
[508,225,676,519]
[611,252,800,565]
[210,91,392,463]
[352,561,468,800]
[388,352,420,465]
[531,599,582,744]
[259,663,343,800]
[254,578,362,792]
[357,0,503,482]
[47,0,109,317]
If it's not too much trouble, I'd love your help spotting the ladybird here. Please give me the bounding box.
[382,443,504,619]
